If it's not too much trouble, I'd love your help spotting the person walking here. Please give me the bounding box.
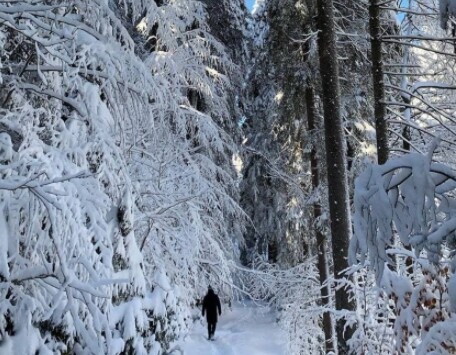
[202,286,222,340]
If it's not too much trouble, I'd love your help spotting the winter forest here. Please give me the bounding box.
[3,0,456,354]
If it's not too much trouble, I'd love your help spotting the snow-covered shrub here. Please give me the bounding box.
[349,143,456,352]
[348,268,395,354]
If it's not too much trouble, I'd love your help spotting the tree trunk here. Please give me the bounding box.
[369,0,389,164]
[306,86,335,353]
[400,18,414,273]
[316,0,356,352]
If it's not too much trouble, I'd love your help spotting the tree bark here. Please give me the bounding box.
[369,0,389,164]
[306,86,334,353]
[400,29,414,274]
[316,0,356,352]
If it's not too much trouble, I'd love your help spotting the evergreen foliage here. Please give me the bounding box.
[0,1,243,353]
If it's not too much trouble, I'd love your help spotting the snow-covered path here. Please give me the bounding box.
[176,302,287,355]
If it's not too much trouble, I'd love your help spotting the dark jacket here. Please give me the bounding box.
[202,289,221,323]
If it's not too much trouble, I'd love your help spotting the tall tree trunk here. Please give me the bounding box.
[306,86,334,353]
[369,0,389,164]
[316,0,356,352]
[401,12,414,275]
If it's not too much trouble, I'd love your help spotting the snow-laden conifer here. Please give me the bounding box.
[0,0,243,353]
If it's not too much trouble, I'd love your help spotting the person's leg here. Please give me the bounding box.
[212,322,217,338]
[207,322,211,339]
[208,322,215,339]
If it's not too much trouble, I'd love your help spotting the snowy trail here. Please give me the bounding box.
[176,302,287,355]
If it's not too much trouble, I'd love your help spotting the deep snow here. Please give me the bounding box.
[175,302,287,355]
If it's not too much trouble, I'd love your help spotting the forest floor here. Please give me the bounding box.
[174,301,287,355]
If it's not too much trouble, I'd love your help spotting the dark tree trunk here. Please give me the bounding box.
[306,86,334,353]
[369,0,389,164]
[316,0,356,352]
[401,90,414,274]
[402,124,414,275]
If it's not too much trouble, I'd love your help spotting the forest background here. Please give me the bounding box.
[1,0,456,354]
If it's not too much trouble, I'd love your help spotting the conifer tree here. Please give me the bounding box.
[0,1,243,353]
